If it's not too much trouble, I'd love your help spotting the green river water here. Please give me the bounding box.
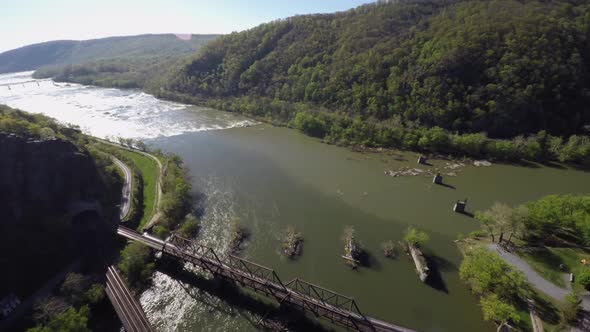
[144,123,589,332]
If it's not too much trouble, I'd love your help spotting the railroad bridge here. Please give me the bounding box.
[0,79,53,89]
[117,226,416,332]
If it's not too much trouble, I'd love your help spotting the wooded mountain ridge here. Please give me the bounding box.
[167,0,590,138]
[0,34,219,74]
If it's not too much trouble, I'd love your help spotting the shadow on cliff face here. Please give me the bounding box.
[72,210,113,251]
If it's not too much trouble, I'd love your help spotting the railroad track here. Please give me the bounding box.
[105,265,154,332]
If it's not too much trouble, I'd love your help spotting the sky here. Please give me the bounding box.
[0,0,372,53]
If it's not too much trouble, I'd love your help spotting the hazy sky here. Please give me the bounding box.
[0,0,372,53]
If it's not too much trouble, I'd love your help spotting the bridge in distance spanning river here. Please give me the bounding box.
[117,225,416,332]
[0,79,53,89]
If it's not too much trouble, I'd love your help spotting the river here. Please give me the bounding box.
[2,72,589,332]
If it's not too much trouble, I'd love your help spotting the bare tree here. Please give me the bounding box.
[33,296,69,323]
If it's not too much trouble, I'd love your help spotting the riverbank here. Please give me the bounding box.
[154,90,590,167]
[91,140,161,230]
[30,70,590,168]
[116,149,160,229]
[456,237,577,331]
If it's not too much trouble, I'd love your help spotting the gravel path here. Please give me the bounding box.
[488,243,569,301]
[488,243,590,311]
[488,244,590,331]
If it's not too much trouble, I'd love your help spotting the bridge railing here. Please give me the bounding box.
[167,232,363,318]
[285,278,363,317]
[118,227,414,332]
[168,234,224,273]
[225,255,289,299]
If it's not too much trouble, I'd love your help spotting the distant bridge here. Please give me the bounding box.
[0,79,54,89]
[118,226,416,332]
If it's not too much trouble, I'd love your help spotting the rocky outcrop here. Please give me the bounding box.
[0,134,103,223]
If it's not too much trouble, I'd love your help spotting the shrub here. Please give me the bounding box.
[152,225,170,240]
[468,230,488,238]
[577,269,590,290]
[84,284,105,305]
[177,214,199,238]
[404,227,429,246]
[562,290,581,323]
[118,242,155,288]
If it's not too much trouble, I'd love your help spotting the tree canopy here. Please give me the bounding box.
[167,0,590,139]
[118,242,155,288]
[404,226,429,246]
[459,247,527,300]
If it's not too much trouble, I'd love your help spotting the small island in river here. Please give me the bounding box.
[282,226,303,258]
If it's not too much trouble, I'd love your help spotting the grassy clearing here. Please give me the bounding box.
[117,149,159,230]
[519,249,568,288]
[520,247,590,291]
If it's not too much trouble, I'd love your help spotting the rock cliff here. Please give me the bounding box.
[0,134,103,223]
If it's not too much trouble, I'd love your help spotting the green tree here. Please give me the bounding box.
[480,294,520,332]
[84,284,104,305]
[153,225,170,239]
[577,269,590,290]
[459,247,527,300]
[60,273,89,306]
[562,290,581,323]
[118,242,155,287]
[290,112,327,138]
[404,227,429,246]
[177,214,200,238]
[476,202,525,243]
[33,297,69,324]
[28,305,90,332]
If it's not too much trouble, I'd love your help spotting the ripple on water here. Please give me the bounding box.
[0,72,257,139]
[140,174,264,331]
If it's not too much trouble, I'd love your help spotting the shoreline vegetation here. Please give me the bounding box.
[456,193,590,331]
[93,143,155,229]
[163,92,590,167]
[32,78,590,168]
[100,139,197,292]
[86,137,196,292]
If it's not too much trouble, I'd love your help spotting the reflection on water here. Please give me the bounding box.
[0,72,256,139]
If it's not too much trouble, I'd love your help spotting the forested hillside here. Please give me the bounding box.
[166,0,590,139]
[33,56,182,89]
[0,34,219,73]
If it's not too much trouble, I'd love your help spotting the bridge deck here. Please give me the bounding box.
[0,79,53,87]
[118,226,416,332]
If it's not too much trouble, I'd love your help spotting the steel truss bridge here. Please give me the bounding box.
[118,226,416,332]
